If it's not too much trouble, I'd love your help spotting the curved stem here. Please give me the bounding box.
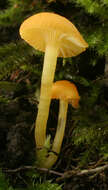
[35,44,59,148]
[42,100,68,168]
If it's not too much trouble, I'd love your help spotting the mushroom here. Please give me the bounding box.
[42,80,80,168]
[19,12,88,150]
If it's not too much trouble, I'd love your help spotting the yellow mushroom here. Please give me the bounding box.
[41,80,80,168]
[19,12,88,151]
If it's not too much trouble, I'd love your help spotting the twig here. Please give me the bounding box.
[56,164,108,182]
[3,164,108,182]
[77,164,108,176]
[3,166,62,177]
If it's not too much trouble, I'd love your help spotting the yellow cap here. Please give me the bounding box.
[51,80,80,108]
[19,12,88,58]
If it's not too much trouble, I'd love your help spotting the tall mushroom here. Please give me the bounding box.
[42,80,80,168]
[19,12,88,151]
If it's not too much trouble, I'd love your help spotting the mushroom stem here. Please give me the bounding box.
[35,43,59,148]
[52,100,68,153]
[42,100,68,168]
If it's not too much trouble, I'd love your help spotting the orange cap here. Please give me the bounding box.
[51,80,80,108]
[19,12,88,58]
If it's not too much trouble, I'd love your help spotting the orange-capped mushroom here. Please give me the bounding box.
[42,80,80,168]
[51,80,80,108]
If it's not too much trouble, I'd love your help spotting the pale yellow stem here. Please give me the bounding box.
[35,44,59,148]
[52,100,68,153]
[43,100,68,168]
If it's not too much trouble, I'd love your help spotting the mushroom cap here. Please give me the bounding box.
[51,80,80,108]
[19,12,88,58]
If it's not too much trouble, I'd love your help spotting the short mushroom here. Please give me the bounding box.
[42,80,80,168]
[19,12,88,151]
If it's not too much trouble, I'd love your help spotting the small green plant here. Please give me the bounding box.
[0,170,13,190]
[32,181,62,190]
